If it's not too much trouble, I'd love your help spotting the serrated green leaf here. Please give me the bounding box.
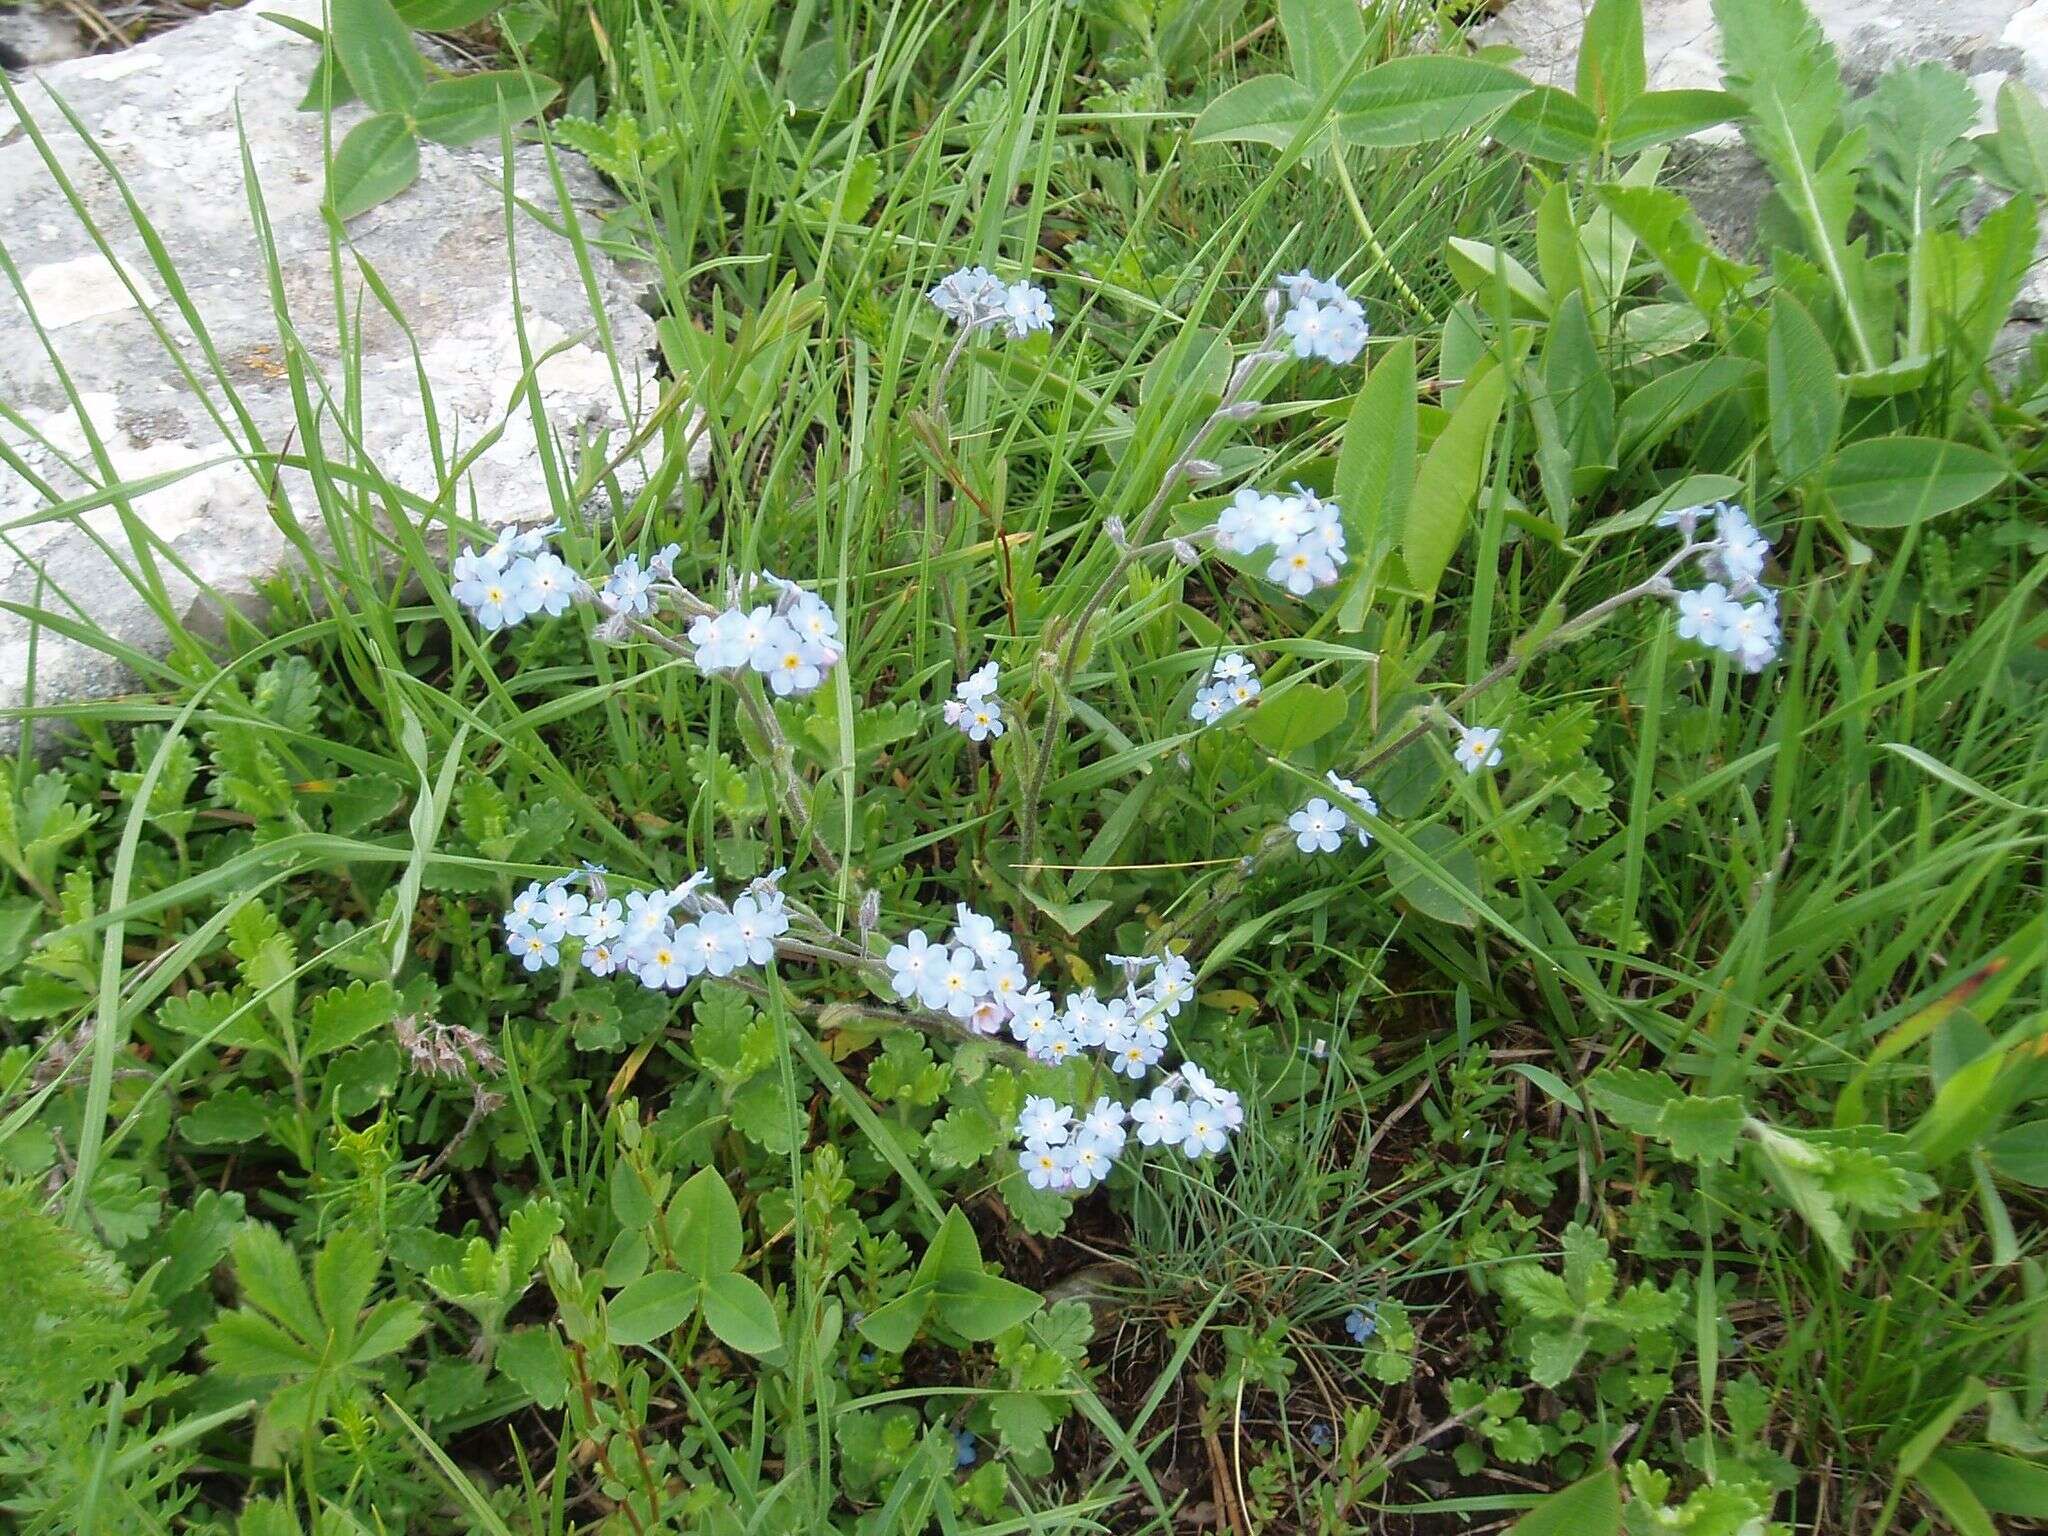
[350,1299,424,1363]
[305,979,399,1058]
[206,1310,319,1377]
[1526,1326,1589,1388]
[1655,1093,1746,1164]
[1586,1066,1680,1135]
[180,1088,272,1146]
[925,1106,1002,1169]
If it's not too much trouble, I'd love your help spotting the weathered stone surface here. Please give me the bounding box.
[0,2,90,73]
[1482,1,2048,347]
[0,0,693,737]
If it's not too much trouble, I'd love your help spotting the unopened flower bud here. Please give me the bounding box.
[1106,516,1129,551]
[593,613,634,645]
[1262,287,1282,329]
[1215,399,1262,421]
[1170,539,1200,567]
[1181,458,1223,483]
[858,887,881,934]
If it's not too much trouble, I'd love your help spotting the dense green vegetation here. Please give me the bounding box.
[4,0,2048,1530]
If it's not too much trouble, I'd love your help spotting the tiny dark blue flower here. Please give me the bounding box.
[955,1429,978,1468]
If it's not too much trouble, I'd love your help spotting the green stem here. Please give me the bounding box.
[1329,147,1429,321]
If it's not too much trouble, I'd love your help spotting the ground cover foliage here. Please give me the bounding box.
[4,0,2048,1530]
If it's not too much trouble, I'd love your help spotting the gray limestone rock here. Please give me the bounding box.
[0,0,701,740]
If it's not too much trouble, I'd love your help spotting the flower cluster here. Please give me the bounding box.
[1215,484,1348,596]
[883,912,1236,1189]
[1278,270,1369,365]
[927,266,1055,339]
[942,661,1004,741]
[450,522,579,632]
[595,546,675,619]
[1189,652,1260,725]
[1660,501,1781,673]
[688,573,844,698]
[502,870,789,991]
[1016,1063,1242,1191]
[1289,772,1377,854]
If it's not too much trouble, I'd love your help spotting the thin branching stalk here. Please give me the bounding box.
[1020,328,1286,859]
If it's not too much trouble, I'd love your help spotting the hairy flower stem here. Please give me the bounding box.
[1020,333,1284,861]
[930,320,984,408]
[1328,147,1429,321]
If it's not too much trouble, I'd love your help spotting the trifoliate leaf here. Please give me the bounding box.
[700,1271,781,1355]
[607,1271,697,1346]
[936,1270,1041,1342]
[667,1168,745,1278]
